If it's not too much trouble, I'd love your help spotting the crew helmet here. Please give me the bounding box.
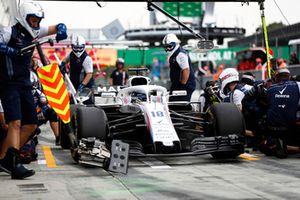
[116,57,124,64]
[219,68,239,95]
[17,1,44,39]
[241,72,255,86]
[116,58,125,68]
[162,33,179,52]
[71,34,86,58]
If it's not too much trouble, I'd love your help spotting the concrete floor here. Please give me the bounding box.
[1,123,300,200]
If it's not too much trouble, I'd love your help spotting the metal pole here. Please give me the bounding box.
[206,25,209,69]
[148,2,206,40]
[259,2,271,78]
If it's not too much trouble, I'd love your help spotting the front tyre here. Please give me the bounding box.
[76,107,107,140]
[208,103,245,159]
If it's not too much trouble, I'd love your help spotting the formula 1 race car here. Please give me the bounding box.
[59,68,245,173]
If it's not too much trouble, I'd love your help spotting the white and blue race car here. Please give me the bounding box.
[59,68,245,173]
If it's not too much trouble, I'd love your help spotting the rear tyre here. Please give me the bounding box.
[77,107,107,140]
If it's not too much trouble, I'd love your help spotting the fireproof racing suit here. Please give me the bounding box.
[168,46,195,101]
[224,83,252,109]
[266,80,300,129]
[65,51,95,90]
[0,24,48,124]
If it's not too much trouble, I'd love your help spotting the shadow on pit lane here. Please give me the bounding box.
[129,155,244,168]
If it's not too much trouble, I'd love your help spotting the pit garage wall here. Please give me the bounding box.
[0,0,20,26]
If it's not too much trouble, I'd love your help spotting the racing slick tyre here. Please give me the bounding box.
[77,107,107,140]
[208,103,245,159]
[209,103,245,137]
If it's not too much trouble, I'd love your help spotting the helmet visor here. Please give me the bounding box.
[72,44,85,53]
[26,15,42,30]
[164,44,175,51]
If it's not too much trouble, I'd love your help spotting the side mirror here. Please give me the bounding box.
[197,40,214,50]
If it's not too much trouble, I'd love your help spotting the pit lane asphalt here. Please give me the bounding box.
[1,123,300,200]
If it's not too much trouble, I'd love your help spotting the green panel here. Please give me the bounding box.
[117,46,291,69]
[272,46,289,60]
[117,48,166,67]
[163,2,202,17]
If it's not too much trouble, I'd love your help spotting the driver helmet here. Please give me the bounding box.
[71,34,86,58]
[131,91,147,102]
[17,1,44,39]
[162,33,179,52]
[219,68,239,95]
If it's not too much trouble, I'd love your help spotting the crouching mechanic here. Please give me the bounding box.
[0,1,67,179]
[60,34,94,93]
[162,33,195,101]
[219,68,257,138]
[263,68,300,158]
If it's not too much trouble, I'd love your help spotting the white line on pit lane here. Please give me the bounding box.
[38,160,47,165]
[138,157,171,169]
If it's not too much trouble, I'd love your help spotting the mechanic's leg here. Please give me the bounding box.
[19,87,38,148]
[287,145,300,154]
[0,120,21,159]
[50,122,59,138]
[20,124,37,147]
[50,121,60,145]
[0,120,35,179]
[47,109,59,144]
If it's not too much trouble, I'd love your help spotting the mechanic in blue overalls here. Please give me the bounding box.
[263,68,300,158]
[162,33,195,101]
[0,1,67,179]
[60,34,94,93]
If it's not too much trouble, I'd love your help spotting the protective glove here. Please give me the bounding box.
[56,23,67,42]
[0,43,19,57]
[41,105,50,115]
[77,83,85,93]
[59,61,67,74]
[37,112,45,121]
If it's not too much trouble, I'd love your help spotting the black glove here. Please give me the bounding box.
[0,43,19,57]
[56,23,67,42]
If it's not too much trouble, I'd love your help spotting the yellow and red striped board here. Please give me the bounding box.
[37,63,70,123]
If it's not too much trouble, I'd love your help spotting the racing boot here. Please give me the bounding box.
[0,148,35,179]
